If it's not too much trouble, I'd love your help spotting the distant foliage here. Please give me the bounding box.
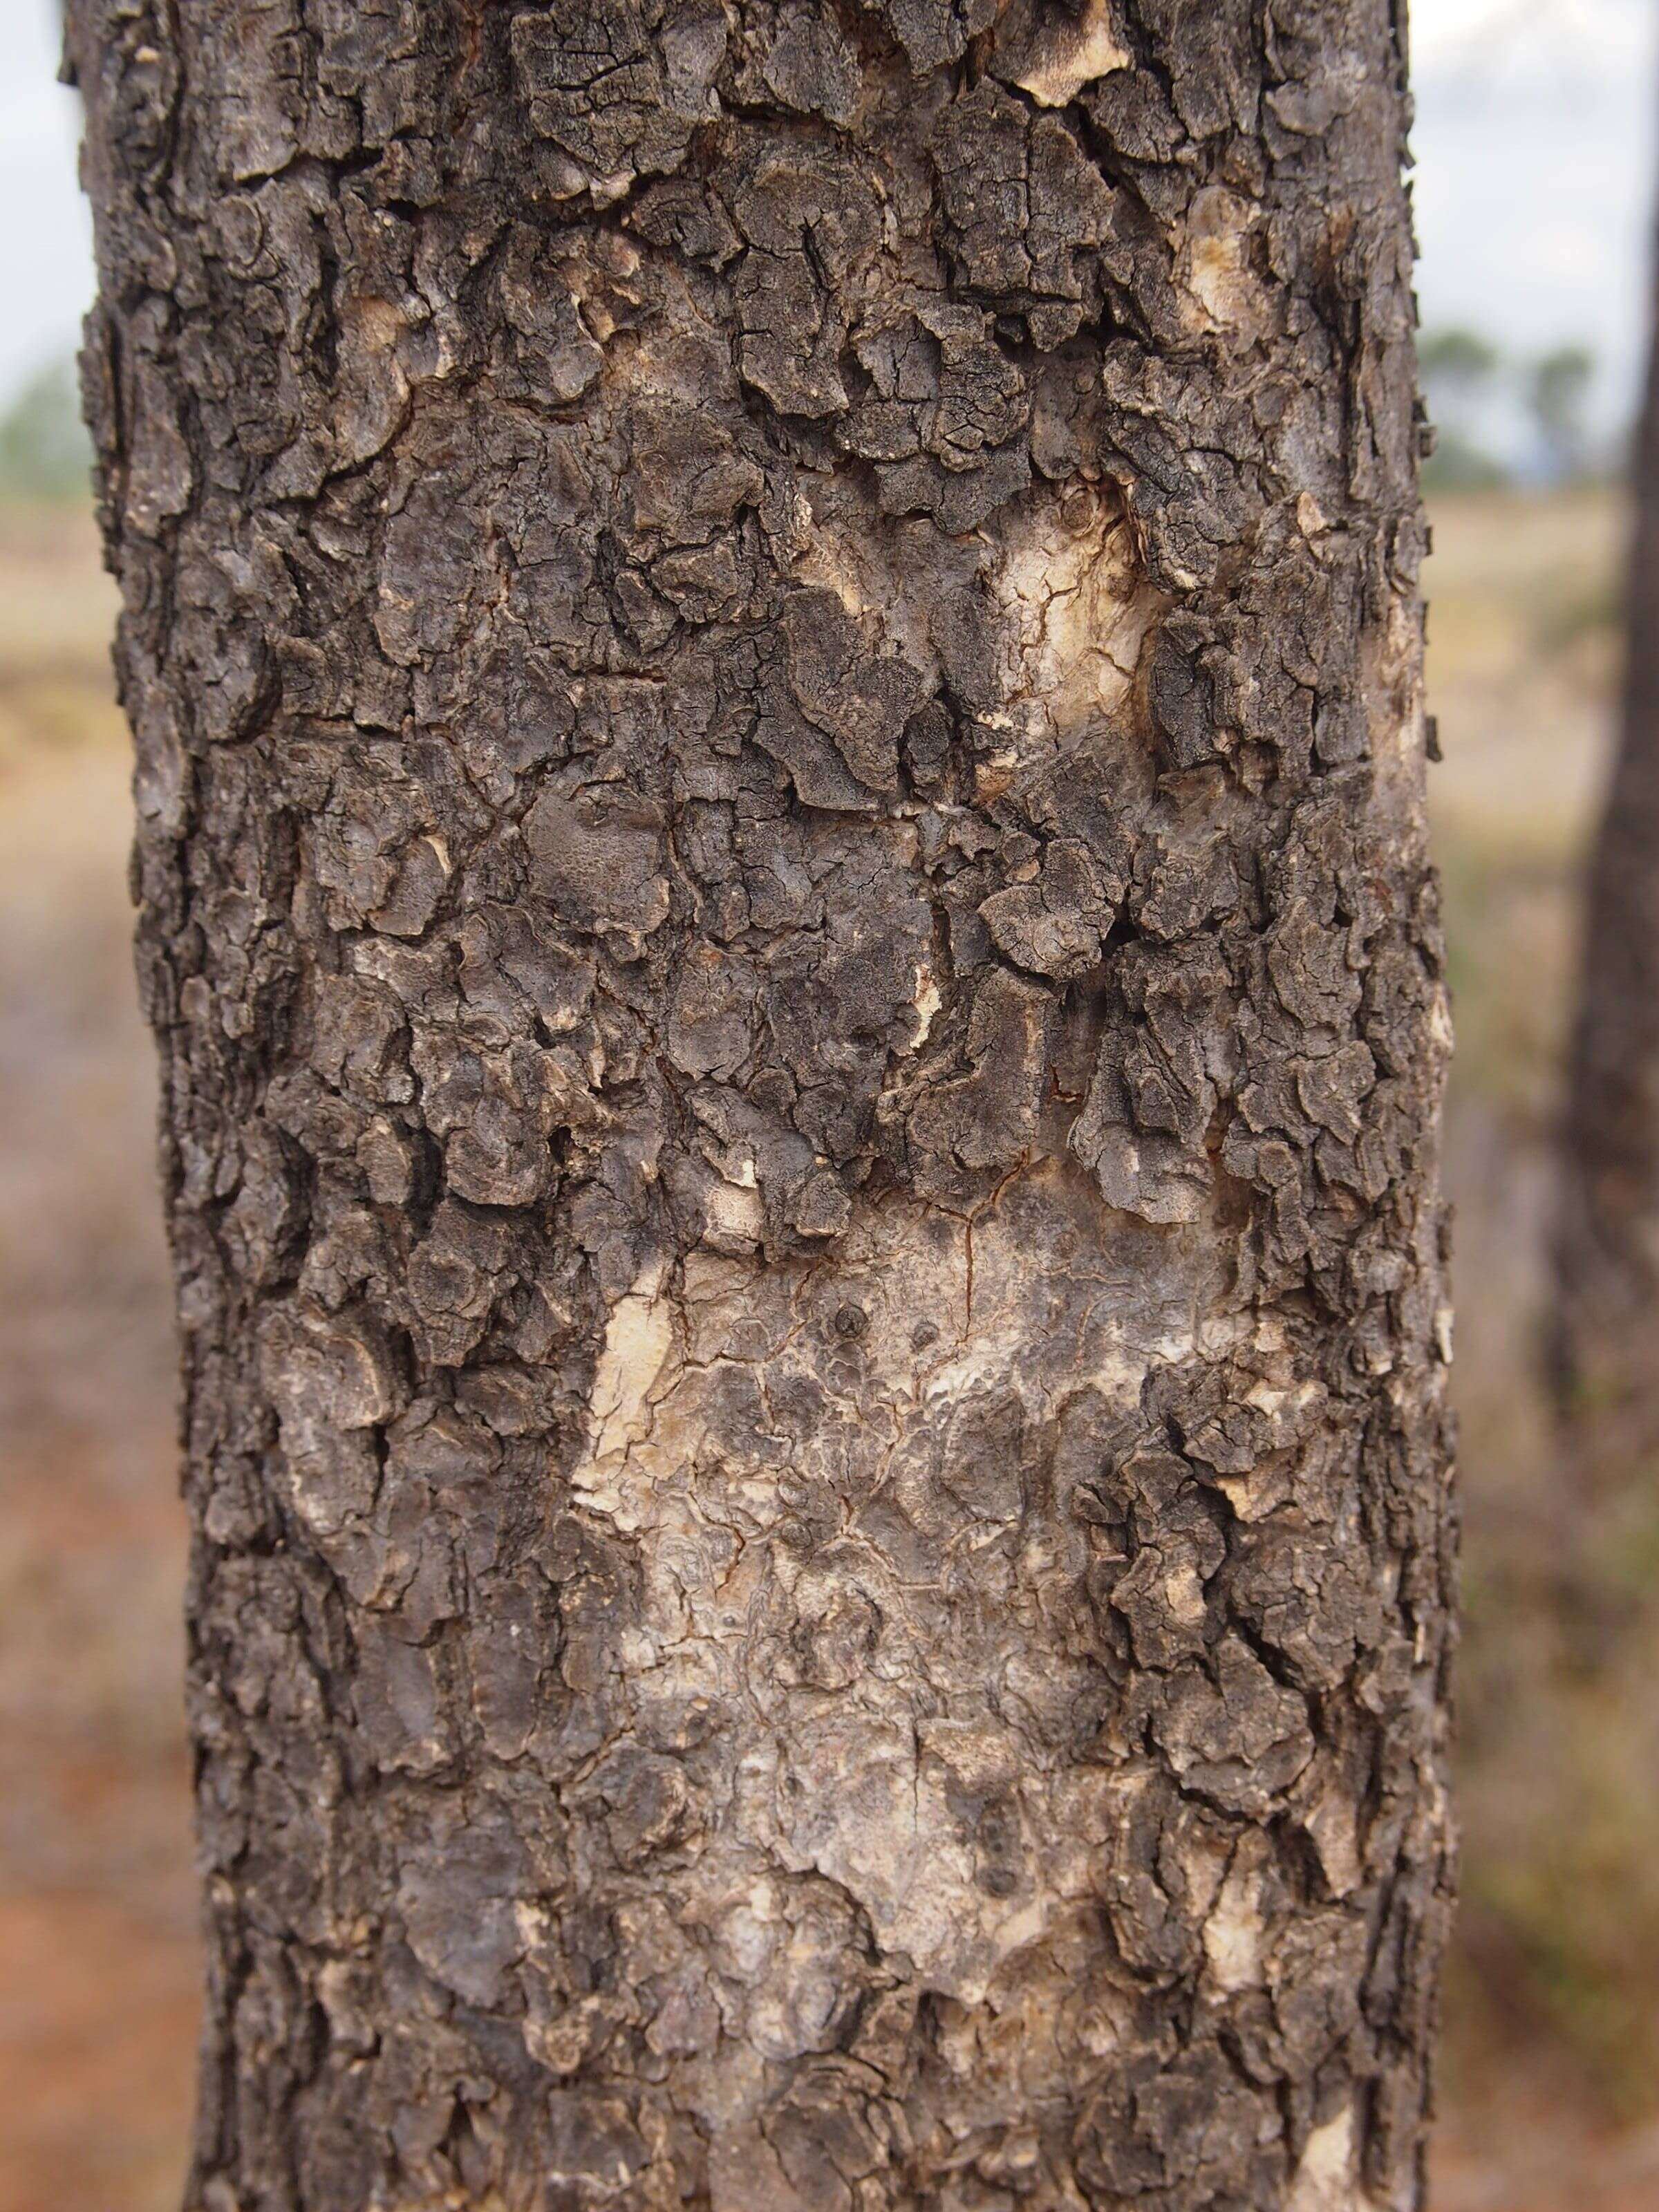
[0,357,93,505]
[1420,325,1605,491]
[1527,345,1596,486]
[1421,325,1507,490]
[1421,326,1503,395]
[1423,427,1512,494]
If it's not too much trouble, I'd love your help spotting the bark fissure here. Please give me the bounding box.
[70,1,1452,2206]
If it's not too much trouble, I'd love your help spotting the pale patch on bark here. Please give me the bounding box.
[333,296,413,467]
[910,959,943,1047]
[1286,2104,1374,2212]
[1366,588,1431,824]
[570,1257,676,1520]
[1302,1786,1362,1899]
[993,485,1162,743]
[559,1164,1222,2012]
[1180,187,1267,342]
[1011,0,1132,106]
[1203,1835,1267,1991]
[1162,1559,1206,1622]
[700,1176,768,1251]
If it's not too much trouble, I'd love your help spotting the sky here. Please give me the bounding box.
[1412,0,1659,435]
[0,0,90,400]
[1,0,1656,428]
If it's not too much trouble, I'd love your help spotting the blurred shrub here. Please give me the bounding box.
[0,357,92,505]
[1422,325,1510,490]
[1420,326,1610,489]
[1422,325,1503,395]
[1528,346,1597,487]
[1425,427,1511,492]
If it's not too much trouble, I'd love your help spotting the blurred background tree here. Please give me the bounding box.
[1420,325,1608,491]
[1530,344,1599,485]
[1554,247,1659,1434]
[1421,325,1510,489]
[0,356,91,505]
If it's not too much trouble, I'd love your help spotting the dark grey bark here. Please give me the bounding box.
[69,3,1454,2207]
[1555,196,1659,1434]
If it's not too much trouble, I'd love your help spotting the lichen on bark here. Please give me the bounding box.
[68,1,1454,2206]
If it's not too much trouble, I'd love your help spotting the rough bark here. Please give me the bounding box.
[1555,193,1659,1433]
[69,3,1454,2207]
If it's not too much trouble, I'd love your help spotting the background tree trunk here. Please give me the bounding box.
[1554,191,1659,1438]
[69,3,1453,2206]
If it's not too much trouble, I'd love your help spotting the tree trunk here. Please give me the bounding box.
[1554,196,1659,1436]
[69,3,1453,2206]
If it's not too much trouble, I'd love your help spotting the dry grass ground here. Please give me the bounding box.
[1424,491,1659,2208]
[0,491,1654,2209]
[0,505,193,2211]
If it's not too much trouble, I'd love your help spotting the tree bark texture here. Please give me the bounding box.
[1555,201,1659,1431]
[69,3,1453,2207]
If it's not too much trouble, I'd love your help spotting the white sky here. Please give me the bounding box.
[0,0,90,398]
[1412,0,1659,430]
[0,0,1655,425]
